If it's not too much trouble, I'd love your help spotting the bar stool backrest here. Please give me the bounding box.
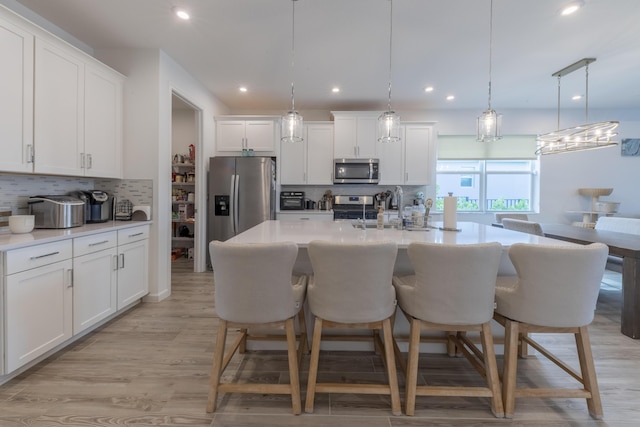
[307,240,398,323]
[502,243,608,327]
[210,240,302,323]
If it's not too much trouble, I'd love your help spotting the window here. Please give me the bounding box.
[435,135,540,213]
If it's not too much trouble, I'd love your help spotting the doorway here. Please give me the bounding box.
[171,93,199,273]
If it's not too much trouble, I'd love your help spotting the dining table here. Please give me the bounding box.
[542,223,640,339]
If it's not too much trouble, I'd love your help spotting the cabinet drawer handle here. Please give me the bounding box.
[30,251,60,260]
[67,268,73,288]
[128,232,144,238]
[300,217,310,220]
[113,254,119,271]
[88,240,109,247]
[119,253,125,269]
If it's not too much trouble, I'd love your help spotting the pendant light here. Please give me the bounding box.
[281,0,303,143]
[377,0,401,143]
[477,0,502,142]
[536,58,618,155]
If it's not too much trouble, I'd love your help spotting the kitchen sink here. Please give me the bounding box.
[351,223,396,229]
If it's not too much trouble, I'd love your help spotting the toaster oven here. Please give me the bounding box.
[280,191,305,210]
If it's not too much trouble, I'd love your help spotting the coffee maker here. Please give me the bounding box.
[68,190,113,223]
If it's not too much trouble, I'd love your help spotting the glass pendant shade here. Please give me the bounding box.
[377,110,401,143]
[377,0,400,143]
[281,0,303,143]
[477,108,502,142]
[476,0,502,142]
[281,110,304,143]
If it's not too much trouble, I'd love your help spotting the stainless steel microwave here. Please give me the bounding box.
[333,159,379,184]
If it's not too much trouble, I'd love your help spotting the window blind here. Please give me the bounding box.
[437,135,538,160]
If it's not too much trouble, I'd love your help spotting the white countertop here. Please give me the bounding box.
[227,220,574,249]
[0,220,153,251]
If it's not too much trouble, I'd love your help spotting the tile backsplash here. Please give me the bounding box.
[0,173,153,216]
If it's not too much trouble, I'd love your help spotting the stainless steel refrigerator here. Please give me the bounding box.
[207,156,276,247]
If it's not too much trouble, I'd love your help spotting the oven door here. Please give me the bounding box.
[280,197,305,210]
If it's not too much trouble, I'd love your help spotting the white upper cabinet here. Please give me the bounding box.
[305,124,334,184]
[33,37,124,178]
[33,38,85,176]
[332,112,378,159]
[216,118,276,153]
[404,124,434,185]
[377,126,405,185]
[0,7,124,178]
[0,15,34,173]
[84,63,123,178]
[280,123,333,185]
[377,123,435,186]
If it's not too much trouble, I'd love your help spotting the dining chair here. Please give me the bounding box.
[493,242,608,419]
[207,240,308,414]
[501,218,544,236]
[305,240,401,415]
[494,213,529,223]
[393,242,504,417]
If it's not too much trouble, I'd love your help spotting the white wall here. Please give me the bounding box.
[172,108,196,157]
[96,47,228,301]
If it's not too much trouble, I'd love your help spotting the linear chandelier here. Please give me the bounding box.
[536,58,618,155]
[281,0,304,143]
[377,0,401,143]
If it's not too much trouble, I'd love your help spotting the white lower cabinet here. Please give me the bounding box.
[116,226,149,310]
[72,232,118,334]
[1,225,150,376]
[4,240,73,373]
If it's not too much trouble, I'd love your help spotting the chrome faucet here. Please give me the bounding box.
[394,185,403,223]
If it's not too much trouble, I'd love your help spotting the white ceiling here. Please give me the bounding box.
[12,0,640,112]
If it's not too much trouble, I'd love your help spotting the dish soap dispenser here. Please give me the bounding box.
[377,205,385,230]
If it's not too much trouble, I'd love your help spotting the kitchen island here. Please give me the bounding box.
[227,220,578,352]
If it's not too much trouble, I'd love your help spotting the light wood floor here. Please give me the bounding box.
[0,261,638,426]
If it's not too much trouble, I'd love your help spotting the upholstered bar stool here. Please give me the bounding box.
[305,240,401,415]
[494,213,529,224]
[494,243,608,419]
[207,241,308,414]
[393,242,504,417]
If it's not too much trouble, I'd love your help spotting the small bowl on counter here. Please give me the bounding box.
[9,215,35,234]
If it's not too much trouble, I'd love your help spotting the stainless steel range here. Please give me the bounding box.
[333,195,377,220]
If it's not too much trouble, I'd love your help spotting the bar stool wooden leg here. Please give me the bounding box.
[207,320,228,413]
[501,318,519,418]
[404,317,421,416]
[305,317,323,413]
[285,317,302,415]
[576,326,603,419]
[481,322,504,418]
[382,318,402,416]
[297,307,309,363]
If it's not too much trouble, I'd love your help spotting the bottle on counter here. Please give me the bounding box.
[377,206,385,230]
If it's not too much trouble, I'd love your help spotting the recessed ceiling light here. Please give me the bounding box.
[239,86,248,93]
[332,87,340,93]
[560,1,584,16]
[572,94,583,100]
[424,86,434,93]
[446,95,455,101]
[173,7,190,20]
